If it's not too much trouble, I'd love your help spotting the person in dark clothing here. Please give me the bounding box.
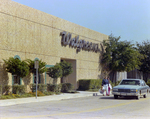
[102,77,109,96]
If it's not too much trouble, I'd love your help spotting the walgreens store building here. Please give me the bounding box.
[0,0,108,91]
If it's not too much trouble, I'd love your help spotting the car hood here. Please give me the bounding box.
[113,85,139,89]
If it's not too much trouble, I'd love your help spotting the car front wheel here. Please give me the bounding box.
[136,95,140,100]
[136,91,140,100]
[143,92,147,98]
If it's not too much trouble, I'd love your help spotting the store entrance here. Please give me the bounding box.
[61,59,77,89]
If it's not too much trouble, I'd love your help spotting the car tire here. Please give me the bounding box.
[143,92,147,98]
[136,91,141,100]
[114,95,118,99]
[136,95,140,100]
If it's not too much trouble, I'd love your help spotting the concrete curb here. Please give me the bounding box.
[0,91,100,107]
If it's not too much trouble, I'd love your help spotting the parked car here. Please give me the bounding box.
[112,79,149,100]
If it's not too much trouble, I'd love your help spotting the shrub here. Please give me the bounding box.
[78,80,91,90]
[55,91,61,95]
[2,85,11,95]
[94,79,102,89]
[12,85,25,95]
[43,91,54,95]
[78,79,121,90]
[47,84,62,93]
[47,84,56,92]
[147,79,150,87]
[12,94,20,98]
[61,83,74,92]
[0,95,12,99]
[89,80,95,89]
[38,84,47,93]
[0,85,2,95]
[33,91,45,96]
[78,79,102,90]
[30,84,47,93]
[61,83,68,92]
[21,93,33,97]
[30,84,36,92]
[28,91,43,96]
[65,83,74,90]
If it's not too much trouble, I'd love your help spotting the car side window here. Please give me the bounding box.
[135,81,140,85]
[140,81,143,86]
[141,81,146,86]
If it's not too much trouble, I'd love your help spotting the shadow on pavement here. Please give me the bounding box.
[99,95,141,100]
[99,96,114,100]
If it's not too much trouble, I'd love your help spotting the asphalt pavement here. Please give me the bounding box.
[0,91,102,107]
[1,88,150,107]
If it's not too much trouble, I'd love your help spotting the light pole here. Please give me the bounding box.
[34,60,39,99]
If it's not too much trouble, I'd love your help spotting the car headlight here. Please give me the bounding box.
[130,89,137,92]
[113,89,118,91]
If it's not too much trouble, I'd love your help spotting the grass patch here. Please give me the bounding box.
[0,91,61,100]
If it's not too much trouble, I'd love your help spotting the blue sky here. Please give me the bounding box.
[13,0,150,44]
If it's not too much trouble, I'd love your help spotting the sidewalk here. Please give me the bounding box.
[0,91,101,107]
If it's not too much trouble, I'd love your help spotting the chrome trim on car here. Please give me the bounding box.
[112,92,120,95]
[112,92,139,96]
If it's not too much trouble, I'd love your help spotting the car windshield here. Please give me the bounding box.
[120,80,140,85]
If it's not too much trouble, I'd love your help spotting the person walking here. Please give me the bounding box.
[101,77,109,96]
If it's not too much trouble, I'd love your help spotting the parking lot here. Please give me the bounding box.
[0,93,150,119]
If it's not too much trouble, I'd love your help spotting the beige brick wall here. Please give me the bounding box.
[0,0,108,91]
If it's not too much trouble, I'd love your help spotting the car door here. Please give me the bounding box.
[141,81,147,95]
[143,81,148,94]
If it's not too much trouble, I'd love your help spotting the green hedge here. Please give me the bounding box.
[38,84,47,93]
[0,85,2,95]
[30,84,36,92]
[78,79,102,90]
[47,84,62,93]
[30,84,47,93]
[12,85,25,94]
[61,83,74,92]
[0,85,11,95]
[147,79,150,87]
